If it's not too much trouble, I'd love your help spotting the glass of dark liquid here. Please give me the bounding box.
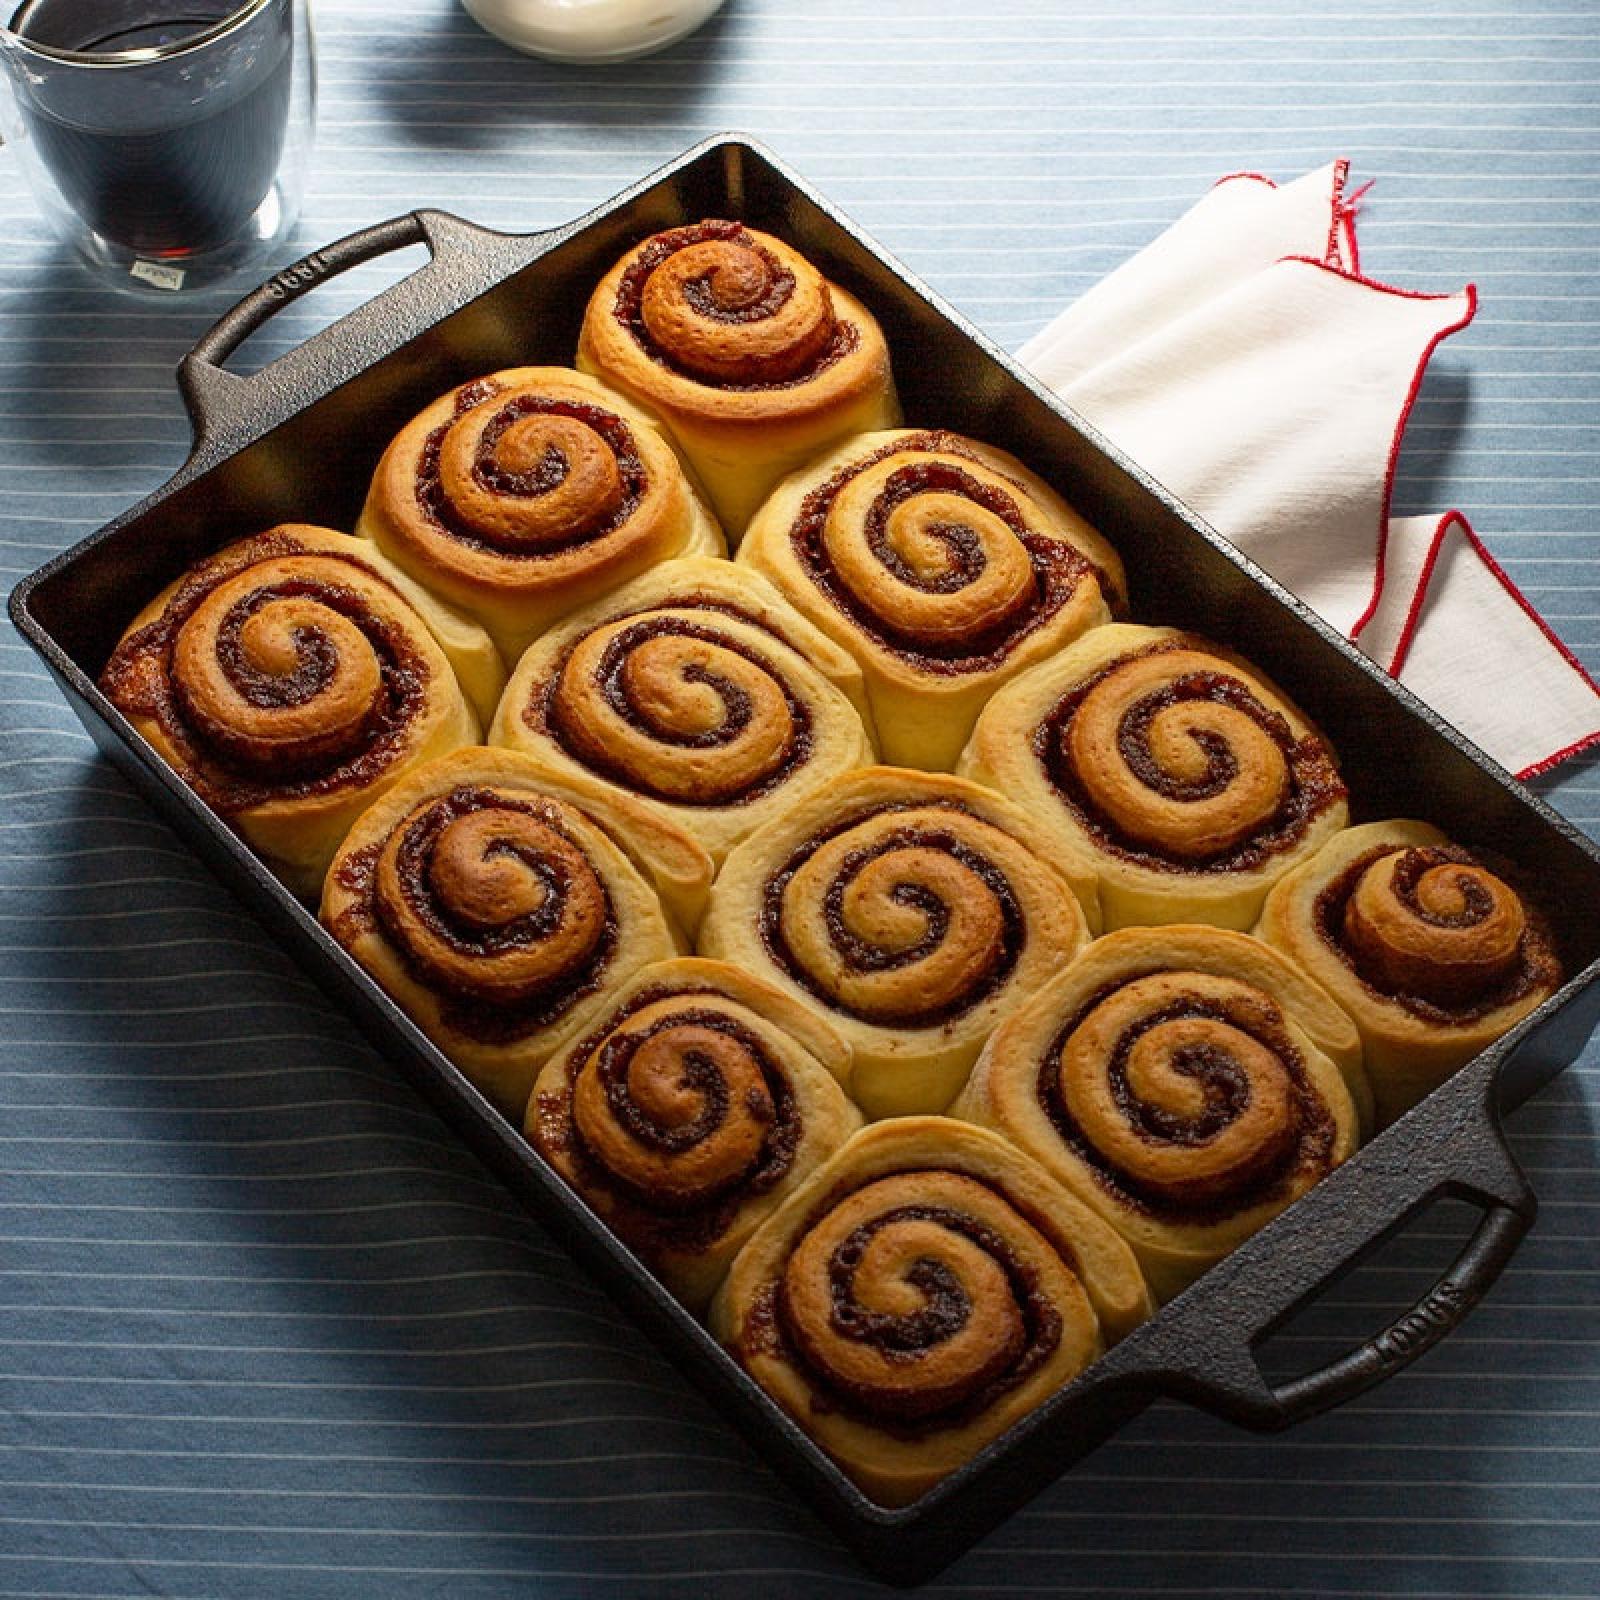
[0,0,314,292]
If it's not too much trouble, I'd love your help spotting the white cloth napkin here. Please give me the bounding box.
[1019,162,1600,780]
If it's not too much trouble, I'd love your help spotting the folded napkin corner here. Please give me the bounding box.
[1021,163,1597,782]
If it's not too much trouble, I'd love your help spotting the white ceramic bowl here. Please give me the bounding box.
[460,0,729,63]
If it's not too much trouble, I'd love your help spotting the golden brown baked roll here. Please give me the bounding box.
[99,525,489,900]
[952,926,1368,1301]
[738,428,1125,769]
[1254,820,1563,1127]
[576,221,900,534]
[697,766,1095,1118]
[489,556,875,871]
[526,957,862,1311]
[321,748,712,1117]
[710,1116,1152,1507]
[356,366,723,665]
[958,622,1348,930]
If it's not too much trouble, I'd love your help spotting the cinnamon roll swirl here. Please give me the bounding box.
[577,221,900,534]
[99,525,490,899]
[952,927,1368,1300]
[321,748,713,1117]
[710,1117,1152,1506]
[958,623,1348,930]
[489,557,875,871]
[1255,820,1562,1126]
[738,429,1125,769]
[357,366,723,664]
[697,766,1096,1118]
[526,957,862,1310]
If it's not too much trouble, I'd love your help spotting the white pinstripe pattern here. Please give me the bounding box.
[2,0,1599,1595]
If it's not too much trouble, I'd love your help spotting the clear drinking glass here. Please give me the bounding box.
[0,0,316,293]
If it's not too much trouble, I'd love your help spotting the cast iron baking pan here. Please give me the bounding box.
[12,136,1600,1586]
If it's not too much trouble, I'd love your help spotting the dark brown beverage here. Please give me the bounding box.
[6,0,293,255]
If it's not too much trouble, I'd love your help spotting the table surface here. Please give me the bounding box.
[3,1,1600,1595]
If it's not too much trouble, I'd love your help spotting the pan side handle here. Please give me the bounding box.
[1114,1059,1535,1430]
[177,210,553,460]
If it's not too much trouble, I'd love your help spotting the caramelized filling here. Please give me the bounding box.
[372,785,618,1044]
[1037,978,1335,1222]
[788,431,1104,672]
[1314,843,1560,1022]
[542,615,812,807]
[610,218,858,390]
[757,1175,1064,1438]
[1034,643,1345,873]
[100,539,429,816]
[759,804,1025,1026]
[415,395,647,557]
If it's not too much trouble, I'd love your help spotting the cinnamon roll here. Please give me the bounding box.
[99,525,490,899]
[1255,820,1563,1126]
[738,429,1126,769]
[489,557,875,870]
[952,927,1368,1301]
[710,1117,1152,1506]
[356,366,723,665]
[958,623,1348,930]
[577,221,900,534]
[321,748,713,1117]
[526,957,862,1310]
[697,766,1096,1119]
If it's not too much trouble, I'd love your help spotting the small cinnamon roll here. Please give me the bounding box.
[321,748,712,1117]
[958,623,1348,930]
[738,428,1125,769]
[952,926,1369,1300]
[99,525,492,898]
[697,766,1096,1118]
[490,557,874,871]
[711,1117,1152,1506]
[357,366,722,664]
[1255,820,1562,1125]
[577,221,900,533]
[526,957,862,1310]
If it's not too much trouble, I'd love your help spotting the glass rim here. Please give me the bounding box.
[1,0,275,66]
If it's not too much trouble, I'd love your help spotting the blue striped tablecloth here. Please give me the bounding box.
[2,2,1598,1594]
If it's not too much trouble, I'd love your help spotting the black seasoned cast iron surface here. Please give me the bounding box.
[12,137,1600,1586]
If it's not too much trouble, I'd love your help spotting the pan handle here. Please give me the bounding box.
[1124,1064,1535,1430]
[176,210,547,457]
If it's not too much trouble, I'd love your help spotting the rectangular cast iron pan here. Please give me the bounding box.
[12,136,1600,1586]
